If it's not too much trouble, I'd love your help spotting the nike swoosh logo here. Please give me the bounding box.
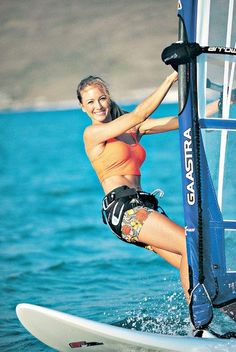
[111,203,124,226]
[103,200,115,210]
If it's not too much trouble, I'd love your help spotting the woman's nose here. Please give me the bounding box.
[95,100,102,109]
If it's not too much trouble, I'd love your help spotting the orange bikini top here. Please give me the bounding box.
[91,133,146,182]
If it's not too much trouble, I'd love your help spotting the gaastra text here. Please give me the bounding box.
[184,128,195,205]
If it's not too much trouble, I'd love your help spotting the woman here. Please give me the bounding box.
[77,72,190,302]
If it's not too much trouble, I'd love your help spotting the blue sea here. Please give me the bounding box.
[0,104,235,351]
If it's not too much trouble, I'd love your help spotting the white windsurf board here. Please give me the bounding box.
[16,303,236,352]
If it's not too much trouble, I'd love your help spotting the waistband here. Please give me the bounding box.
[102,185,158,211]
[103,186,138,206]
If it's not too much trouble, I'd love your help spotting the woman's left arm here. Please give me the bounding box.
[138,116,178,135]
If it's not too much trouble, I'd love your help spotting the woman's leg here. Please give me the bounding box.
[138,211,189,302]
[151,246,181,269]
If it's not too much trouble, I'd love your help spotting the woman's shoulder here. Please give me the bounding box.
[83,125,92,141]
[83,125,100,143]
[83,126,106,159]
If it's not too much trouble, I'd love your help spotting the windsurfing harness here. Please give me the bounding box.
[102,186,166,245]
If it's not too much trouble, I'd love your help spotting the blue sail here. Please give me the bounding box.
[177,0,236,329]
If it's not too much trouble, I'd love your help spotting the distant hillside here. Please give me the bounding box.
[0,0,178,109]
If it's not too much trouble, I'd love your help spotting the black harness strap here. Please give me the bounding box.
[102,186,160,241]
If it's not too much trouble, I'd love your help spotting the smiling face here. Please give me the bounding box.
[80,84,111,124]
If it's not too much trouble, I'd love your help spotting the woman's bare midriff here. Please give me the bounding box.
[101,175,142,195]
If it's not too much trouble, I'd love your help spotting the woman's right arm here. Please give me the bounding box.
[132,72,178,121]
[85,71,178,146]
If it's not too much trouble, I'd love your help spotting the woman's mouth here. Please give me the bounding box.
[94,110,106,116]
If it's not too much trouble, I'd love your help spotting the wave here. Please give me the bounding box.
[114,311,189,336]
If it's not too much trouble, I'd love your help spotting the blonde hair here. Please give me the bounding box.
[76,76,110,103]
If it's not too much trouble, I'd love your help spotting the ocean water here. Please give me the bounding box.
[0,104,234,351]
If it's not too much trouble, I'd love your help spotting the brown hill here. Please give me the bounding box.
[0,0,178,109]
